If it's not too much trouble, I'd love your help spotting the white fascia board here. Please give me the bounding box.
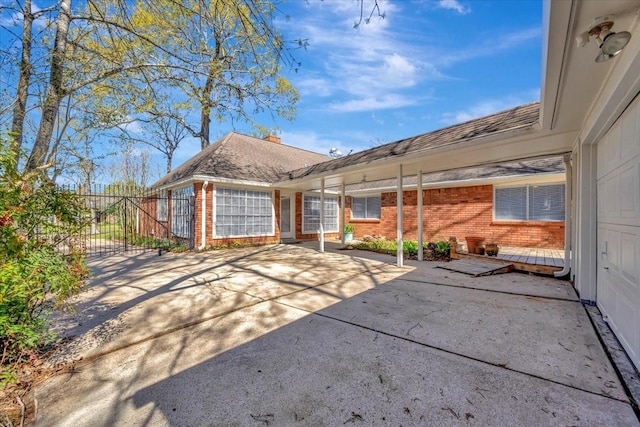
[305,188,340,195]
[540,0,575,131]
[192,175,272,188]
[345,173,566,195]
[155,177,195,192]
[155,175,272,192]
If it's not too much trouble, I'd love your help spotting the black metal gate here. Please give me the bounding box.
[60,185,195,256]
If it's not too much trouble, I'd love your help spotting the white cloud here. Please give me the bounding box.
[438,27,541,66]
[283,1,436,113]
[295,76,334,97]
[440,90,540,125]
[436,0,471,15]
[279,130,350,156]
[0,2,45,27]
[329,94,417,113]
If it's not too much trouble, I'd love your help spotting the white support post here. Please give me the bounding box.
[199,181,208,250]
[417,170,423,261]
[341,182,346,245]
[397,164,404,267]
[320,178,325,253]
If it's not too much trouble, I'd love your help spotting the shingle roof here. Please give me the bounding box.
[347,156,564,192]
[285,102,541,181]
[152,132,331,188]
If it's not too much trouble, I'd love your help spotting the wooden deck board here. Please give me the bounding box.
[457,246,564,271]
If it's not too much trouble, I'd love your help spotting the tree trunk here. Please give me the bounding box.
[199,101,211,150]
[10,0,33,160]
[26,0,71,171]
[166,152,172,174]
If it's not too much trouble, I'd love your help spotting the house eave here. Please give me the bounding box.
[346,172,566,195]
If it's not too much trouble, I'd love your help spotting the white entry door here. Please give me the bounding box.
[280,196,293,239]
[596,95,640,371]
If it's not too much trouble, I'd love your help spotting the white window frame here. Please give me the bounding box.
[351,194,381,219]
[213,186,275,238]
[171,186,192,238]
[302,193,339,234]
[157,189,168,221]
[493,183,565,222]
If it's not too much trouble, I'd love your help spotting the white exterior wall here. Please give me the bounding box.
[595,96,640,371]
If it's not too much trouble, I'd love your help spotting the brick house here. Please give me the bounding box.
[147,132,340,249]
[146,0,640,373]
[148,106,565,250]
[344,157,565,249]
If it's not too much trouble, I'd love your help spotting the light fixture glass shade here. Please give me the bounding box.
[595,51,619,63]
[601,31,631,55]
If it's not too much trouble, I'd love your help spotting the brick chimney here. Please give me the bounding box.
[263,135,281,144]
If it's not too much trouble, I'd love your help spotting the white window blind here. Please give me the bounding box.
[495,184,565,221]
[214,187,273,237]
[529,184,565,221]
[352,195,381,219]
[171,186,192,238]
[303,195,339,233]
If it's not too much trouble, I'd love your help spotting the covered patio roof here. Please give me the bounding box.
[276,102,575,192]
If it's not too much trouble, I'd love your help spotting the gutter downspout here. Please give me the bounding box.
[198,181,209,251]
[554,155,571,277]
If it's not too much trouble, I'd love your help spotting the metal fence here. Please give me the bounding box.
[50,184,194,256]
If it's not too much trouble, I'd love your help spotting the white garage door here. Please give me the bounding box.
[596,94,640,371]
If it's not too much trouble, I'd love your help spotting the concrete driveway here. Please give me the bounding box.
[35,244,639,426]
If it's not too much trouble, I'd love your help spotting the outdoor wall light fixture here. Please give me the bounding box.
[576,15,632,63]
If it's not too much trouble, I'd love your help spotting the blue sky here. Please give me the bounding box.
[173,0,542,166]
[1,0,543,181]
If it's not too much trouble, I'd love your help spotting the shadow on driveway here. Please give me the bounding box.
[35,244,639,426]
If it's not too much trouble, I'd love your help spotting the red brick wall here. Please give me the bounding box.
[346,185,564,249]
[139,196,170,239]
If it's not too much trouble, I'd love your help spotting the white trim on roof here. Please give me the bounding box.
[193,175,272,188]
[345,173,566,195]
[154,175,272,192]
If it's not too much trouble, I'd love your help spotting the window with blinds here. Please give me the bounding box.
[494,183,565,221]
[171,186,192,238]
[303,194,339,233]
[352,195,381,219]
[214,187,274,237]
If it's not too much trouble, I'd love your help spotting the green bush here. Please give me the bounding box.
[0,138,87,381]
[435,240,450,254]
[354,239,423,257]
[403,240,419,256]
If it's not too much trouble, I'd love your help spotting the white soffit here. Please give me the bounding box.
[543,0,640,133]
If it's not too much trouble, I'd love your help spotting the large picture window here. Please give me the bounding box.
[494,183,565,221]
[214,187,273,237]
[171,186,192,238]
[303,194,339,233]
[351,195,381,219]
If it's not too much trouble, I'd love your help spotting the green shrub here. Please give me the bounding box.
[344,224,355,233]
[0,138,87,380]
[403,240,419,256]
[435,240,450,254]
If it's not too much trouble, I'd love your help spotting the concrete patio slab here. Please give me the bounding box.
[34,244,638,426]
[49,245,404,363]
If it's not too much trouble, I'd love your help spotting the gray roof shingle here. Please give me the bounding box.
[152,132,331,188]
[285,102,541,181]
